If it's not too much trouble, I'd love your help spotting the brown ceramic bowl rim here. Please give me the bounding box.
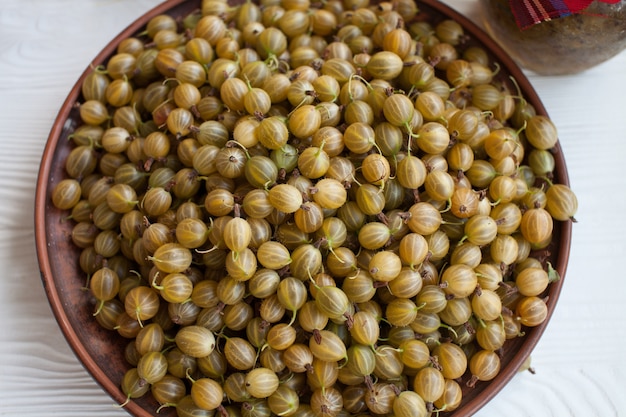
[34,1,572,416]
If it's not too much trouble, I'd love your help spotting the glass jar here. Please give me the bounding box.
[482,0,626,75]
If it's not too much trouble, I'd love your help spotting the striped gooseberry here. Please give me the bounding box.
[267,385,300,417]
[398,339,430,369]
[294,201,324,233]
[368,250,402,282]
[266,322,297,351]
[410,310,441,335]
[439,296,472,326]
[175,325,215,359]
[290,243,323,281]
[189,376,224,412]
[341,269,376,304]
[490,233,519,266]
[363,382,396,415]
[434,379,463,412]
[298,301,329,333]
[373,345,404,381]
[257,116,289,150]
[266,183,303,214]
[385,297,419,327]
[516,295,549,327]
[440,264,478,298]
[433,342,468,380]
[471,288,503,321]
[520,207,554,247]
[203,189,234,218]
[467,349,501,387]
[297,144,330,179]
[244,155,279,189]
[309,329,348,363]
[257,241,292,270]
[393,390,428,417]
[515,267,550,297]
[283,343,314,374]
[137,351,168,385]
[361,153,391,187]
[224,337,258,371]
[476,319,506,351]
[404,202,442,235]
[396,154,428,190]
[277,277,308,325]
[461,214,498,246]
[413,366,445,405]
[528,148,556,177]
[346,343,376,377]
[290,104,323,140]
[119,368,150,407]
[343,121,376,154]
[388,267,424,298]
[545,183,578,221]
[416,285,448,314]
[525,115,558,150]
[313,285,351,322]
[366,50,404,80]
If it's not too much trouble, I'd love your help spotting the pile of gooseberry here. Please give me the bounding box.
[50,0,578,416]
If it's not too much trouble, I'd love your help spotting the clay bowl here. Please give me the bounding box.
[35,0,572,416]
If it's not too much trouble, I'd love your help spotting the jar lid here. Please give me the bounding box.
[510,0,620,29]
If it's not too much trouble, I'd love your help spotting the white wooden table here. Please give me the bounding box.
[1,0,625,416]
